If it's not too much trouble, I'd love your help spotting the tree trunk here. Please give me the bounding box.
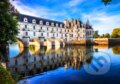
[0,44,9,62]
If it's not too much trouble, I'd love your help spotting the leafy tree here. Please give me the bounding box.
[0,0,19,61]
[111,28,120,38]
[104,33,110,38]
[102,0,112,5]
[93,31,100,38]
[100,34,103,38]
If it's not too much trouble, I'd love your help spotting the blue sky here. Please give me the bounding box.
[10,0,120,34]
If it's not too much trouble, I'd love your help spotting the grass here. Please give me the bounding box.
[0,63,16,84]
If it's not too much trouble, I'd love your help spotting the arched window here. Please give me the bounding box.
[32,19,36,24]
[40,20,43,25]
[51,22,54,26]
[46,22,49,26]
[24,18,28,22]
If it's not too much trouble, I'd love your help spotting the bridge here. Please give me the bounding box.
[17,37,65,48]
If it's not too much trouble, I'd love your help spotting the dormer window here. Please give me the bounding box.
[56,23,58,27]
[24,18,28,22]
[46,22,49,26]
[32,19,36,24]
[40,20,43,25]
[51,22,54,26]
[60,24,62,28]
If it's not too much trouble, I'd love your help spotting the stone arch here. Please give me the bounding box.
[44,38,52,47]
[29,38,40,55]
[45,46,52,55]
[29,38,40,47]
[29,45,40,55]
[17,38,24,54]
[55,38,61,48]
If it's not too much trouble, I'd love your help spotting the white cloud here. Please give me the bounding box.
[82,11,120,35]
[66,0,85,7]
[10,0,67,20]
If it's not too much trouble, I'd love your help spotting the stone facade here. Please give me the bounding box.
[17,14,93,46]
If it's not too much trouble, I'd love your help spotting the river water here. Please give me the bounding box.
[7,44,120,84]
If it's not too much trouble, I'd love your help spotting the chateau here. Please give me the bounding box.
[17,14,93,47]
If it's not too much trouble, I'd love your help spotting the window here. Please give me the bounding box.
[47,33,49,36]
[65,34,67,37]
[51,22,54,26]
[41,33,43,36]
[25,25,27,28]
[34,32,35,36]
[33,26,35,30]
[90,31,91,35]
[24,18,28,22]
[46,22,49,26]
[40,20,43,25]
[26,32,28,35]
[51,28,53,31]
[41,27,42,30]
[32,19,36,24]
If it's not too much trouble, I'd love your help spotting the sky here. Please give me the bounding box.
[10,0,120,35]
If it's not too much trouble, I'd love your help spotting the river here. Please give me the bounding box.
[7,44,120,84]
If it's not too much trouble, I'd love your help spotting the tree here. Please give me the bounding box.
[111,28,120,38]
[93,31,100,38]
[102,0,112,5]
[100,34,104,38]
[0,0,19,61]
[104,33,110,38]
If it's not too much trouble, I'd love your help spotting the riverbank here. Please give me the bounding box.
[0,63,15,84]
[94,38,120,45]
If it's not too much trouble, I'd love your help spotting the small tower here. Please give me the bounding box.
[86,19,90,25]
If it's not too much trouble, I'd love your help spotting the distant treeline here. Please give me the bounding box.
[94,28,120,38]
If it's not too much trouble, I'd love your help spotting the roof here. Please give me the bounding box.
[18,14,64,28]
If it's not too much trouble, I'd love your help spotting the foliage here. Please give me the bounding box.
[93,31,100,38]
[102,0,112,5]
[0,0,19,45]
[100,33,110,38]
[112,46,120,55]
[0,63,16,84]
[111,28,120,38]
[104,33,110,38]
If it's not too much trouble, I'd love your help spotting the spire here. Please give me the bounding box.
[86,19,90,25]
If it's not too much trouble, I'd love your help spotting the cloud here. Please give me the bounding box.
[82,11,120,35]
[67,0,85,7]
[10,0,67,21]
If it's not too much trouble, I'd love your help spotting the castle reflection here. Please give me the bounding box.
[7,46,93,78]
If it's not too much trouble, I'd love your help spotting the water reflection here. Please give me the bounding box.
[112,46,120,55]
[7,46,93,79]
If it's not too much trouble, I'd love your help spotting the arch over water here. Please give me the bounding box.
[29,38,40,47]
[29,45,40,55]
[44,38,52,47]
[55,38,61,48]
[17,38,24,54]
